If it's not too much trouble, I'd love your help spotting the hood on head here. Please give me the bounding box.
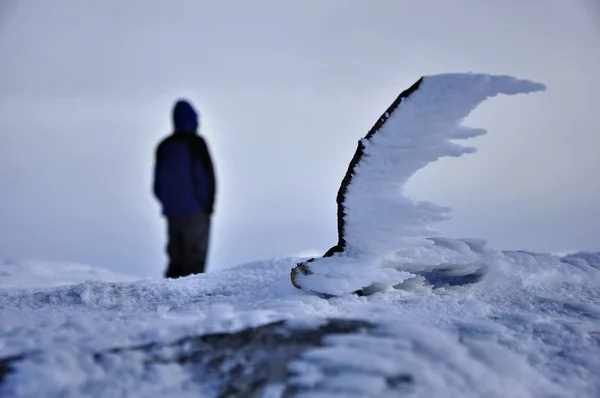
[172,99,199,133]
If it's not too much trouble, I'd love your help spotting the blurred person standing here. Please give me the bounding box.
[153,99,216,278]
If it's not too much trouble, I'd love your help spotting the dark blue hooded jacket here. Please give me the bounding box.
[153,100,216,217]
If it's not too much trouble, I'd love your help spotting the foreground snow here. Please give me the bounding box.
[1,247,600,397]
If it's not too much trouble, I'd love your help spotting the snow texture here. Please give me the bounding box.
[0,259,136,290]
[293,73,546,296]
[344,73,544,253]
[1,250,599,397]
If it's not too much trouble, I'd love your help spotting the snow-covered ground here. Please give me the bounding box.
[0,259,137,290]
[1,72,599,397]
[1,250,599,397]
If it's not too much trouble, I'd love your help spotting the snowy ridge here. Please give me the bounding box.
[561,251,600,272]
[1,249,599,396]
[293,73,546,296]
[0,259,137,290]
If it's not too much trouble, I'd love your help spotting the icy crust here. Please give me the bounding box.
[289,321,561,398]
[292,254,415,297]
[1,250,599,396]
[297,238,501,296]
[2,318,563,398]
[382,237,502,274]
[294,73,546,296]
[342,73,546,255]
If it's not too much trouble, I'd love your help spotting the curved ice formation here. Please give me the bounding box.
[291,73,546,296]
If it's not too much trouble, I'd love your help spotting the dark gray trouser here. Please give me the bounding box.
[164,211,211,278]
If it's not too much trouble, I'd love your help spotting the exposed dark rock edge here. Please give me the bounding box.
[0,355,22,386]
[325,76,424,257]
[0,318,414,397]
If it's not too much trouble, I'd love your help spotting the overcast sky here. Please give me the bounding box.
[1,0,599,277]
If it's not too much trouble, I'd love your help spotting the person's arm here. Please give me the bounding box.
[153,143,163,200]
[193,136,217,214]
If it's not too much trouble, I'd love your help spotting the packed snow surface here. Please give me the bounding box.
[1,250,599,397]
[0,259,136,290]
[1,73,598,397]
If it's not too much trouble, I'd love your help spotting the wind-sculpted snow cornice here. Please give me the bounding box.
[292,72,546,296]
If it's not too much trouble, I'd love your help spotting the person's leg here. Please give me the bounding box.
[164,217,185,278]
[180,212,211,277]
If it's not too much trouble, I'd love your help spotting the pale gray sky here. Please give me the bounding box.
[0,0,599,277]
